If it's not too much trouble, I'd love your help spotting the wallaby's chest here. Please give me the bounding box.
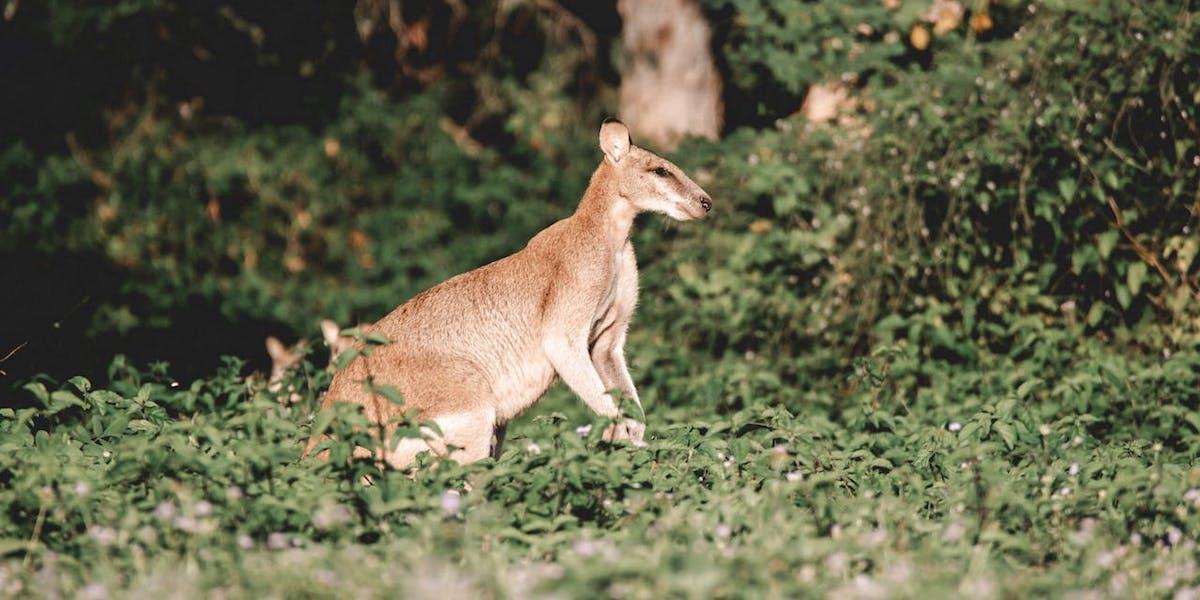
[588,245,635,342]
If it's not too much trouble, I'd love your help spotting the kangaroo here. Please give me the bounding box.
[304,119,712,468]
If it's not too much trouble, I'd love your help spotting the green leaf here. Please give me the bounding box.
[68,376,92,393]
[1016,378,1043,399]
[994,421,1017,450]
[1057,178,1077,201]
[1115,285,1131,309]
[1126,262,1147,295]
[369,383,406,407]
[333,347,361,371]
[311,408,335,439]
[1096,230,1119,259]
[0,539,32,557]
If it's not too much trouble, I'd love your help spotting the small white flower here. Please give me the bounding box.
[860,528,887,547]
[575,424,593,437]
[1069,463,1080,476]
[1168,527,1183,546]
[824,552,849,575]
[573,539,598,557]
[714,524,732,539]
[267,532,289,550]
[87,525,116,546]
[850,575,887,600]
[173,516,197,533]
[948,422,962,432]
[884,560,913,584]
[312,503,352,530]
[440,490,462,517]
[154,501,177,521]
[525,442,541,454]
[785,471,804,482]
[194,500,213,517]
[960,576,995,598]
[943,521,965,542]
[78,583,109,600]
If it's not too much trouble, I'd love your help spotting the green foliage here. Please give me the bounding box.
[1,336,1198,596]
[2,0,1199,596]
[665,0,1200,366]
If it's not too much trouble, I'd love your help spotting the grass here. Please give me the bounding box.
[2,323,1198,598]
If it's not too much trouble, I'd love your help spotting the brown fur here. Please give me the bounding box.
[304,119,712,468]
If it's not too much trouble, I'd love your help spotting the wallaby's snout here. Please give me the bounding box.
[690,192,713,219]
[675,189,711,221]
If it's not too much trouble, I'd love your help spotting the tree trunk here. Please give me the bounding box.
[616,0,722,150]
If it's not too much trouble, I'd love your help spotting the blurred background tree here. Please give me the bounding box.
[1,0,1196,399]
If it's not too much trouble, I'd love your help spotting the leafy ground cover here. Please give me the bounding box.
[3,331,1199,597]
[2,0,1199,597]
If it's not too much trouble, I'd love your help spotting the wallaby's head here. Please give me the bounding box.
[599,118,713,221]
[265,336,305,387]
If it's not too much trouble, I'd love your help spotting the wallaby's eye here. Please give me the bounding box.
[653,167,670,177]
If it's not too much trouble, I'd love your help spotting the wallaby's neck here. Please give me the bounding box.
[575,161,636,246]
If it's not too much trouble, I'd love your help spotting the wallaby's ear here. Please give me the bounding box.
[320,319,341,347]
[599,118,631,165]
[265,336,287,361]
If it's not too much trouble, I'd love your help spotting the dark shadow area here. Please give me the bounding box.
[0,250,287,399]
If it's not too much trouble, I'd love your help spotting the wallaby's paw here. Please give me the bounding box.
[603,418,646,446]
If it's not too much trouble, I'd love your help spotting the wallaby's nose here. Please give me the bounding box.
[699,196,712,213]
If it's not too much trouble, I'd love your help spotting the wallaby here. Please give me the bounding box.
[265,336,306,402]
[319,319,359,366]
[304,119,712,468]
[265,320,358,402]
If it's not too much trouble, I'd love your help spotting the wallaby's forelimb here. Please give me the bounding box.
[544,336,621,418]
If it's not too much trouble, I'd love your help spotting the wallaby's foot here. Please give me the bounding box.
[603,418,646,446]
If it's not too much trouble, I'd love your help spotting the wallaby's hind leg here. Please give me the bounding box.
[491,422,508,460]
[382,407,496,469]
